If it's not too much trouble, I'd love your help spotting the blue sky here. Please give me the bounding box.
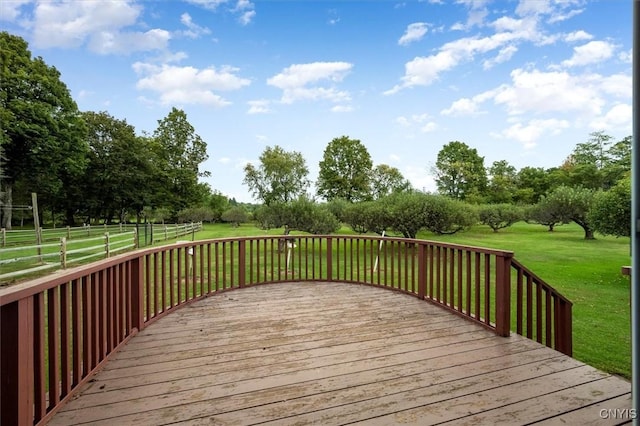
[1,0,632,203]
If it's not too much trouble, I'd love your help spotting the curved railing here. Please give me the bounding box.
[0,234,572,425]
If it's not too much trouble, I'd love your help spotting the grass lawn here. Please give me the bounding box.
[194,221,632,379]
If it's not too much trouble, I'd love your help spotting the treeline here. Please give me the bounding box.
[0,32,236,229]
[244,132,631,240]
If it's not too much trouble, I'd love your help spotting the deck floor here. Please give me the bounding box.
[50,282,632,425]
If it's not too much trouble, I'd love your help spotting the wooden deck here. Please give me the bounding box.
[50,282,631,425]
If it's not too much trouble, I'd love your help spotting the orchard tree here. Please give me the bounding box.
[317,136,373,202]
[0,32,87,228]
[152,108,209,216]
[433,141,487,201]
[243,145,310,205]
[479,204,523,232]
[370,164,411,199]
[543,185,596,239]
[589,177,630,237]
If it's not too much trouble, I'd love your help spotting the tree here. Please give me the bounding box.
[526,201,566,232]
[221,206,248,227]
[243,145,310,205]
[589,177,630,237]
[543,185,596,239]
[152,108,209,216]
[82,111,155,224]
[487,160,517,204]
[514,167,552,204]
[479,204,523,232]
[370,164,411,199]
[343,200,392,235]
[0,32,87,228]
[317,136,373,202]
[433,141,487,201]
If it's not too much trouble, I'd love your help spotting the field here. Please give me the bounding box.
[194,221,632,379]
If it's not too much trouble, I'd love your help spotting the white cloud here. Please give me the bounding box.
[255,135,268,143]
[451,0,489,31]
[395,116,411,127]
[218,157,231,164]
[561,40,615,68]
[267,62,353,104]
[185,0,229,10]
[394,113,436,131]
[179,13,212,39]
[441,98,482,116]
[247,100,271,114]
[421,122,438,133]
[238,10,255,25]
[398,23,429,46]
[133,63,251,106]
[483,45,518,69]
[331,105,354,113]
[491,68,605,116]
[619,49,632,64]
[30,0,171,54]
[0,0,30,22]
[499,118,570,149]
[389,154,401,163]
[589,104,632,132]
[564,30,593,43]
[403,165,436,193]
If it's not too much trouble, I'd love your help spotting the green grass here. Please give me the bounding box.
[193,221,632,379]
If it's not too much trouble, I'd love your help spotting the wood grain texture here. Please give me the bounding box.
[49,282,630,426]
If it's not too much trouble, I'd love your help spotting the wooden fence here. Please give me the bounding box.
[0,235,572,425]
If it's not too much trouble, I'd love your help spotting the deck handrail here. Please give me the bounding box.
[0,234,572,425]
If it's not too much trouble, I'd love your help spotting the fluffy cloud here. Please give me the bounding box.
[561,40,615,67]
[590,104,631,131]
[133,63,251,106]
[179,13,212,39]
[331,105,354,113]
[498,118,570,149]
[0,0,30,22]
[247,100,271,114]
[30,0,172,54]
[398,23,429,46]
[564,30,593,42]
[267,62,353,105]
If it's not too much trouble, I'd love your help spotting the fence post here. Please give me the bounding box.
[104,232,110,258]
[66,226,71,239]
[191,222,195,241]
[60,237,67,269]
[1,228,5,247]
[86,224,91,237]
[133,228,138,249]
[495,252,513,337]
[0,298,35,425]
[164,225,168,241]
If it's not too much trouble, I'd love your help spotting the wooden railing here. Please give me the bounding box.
[0,235,572,425]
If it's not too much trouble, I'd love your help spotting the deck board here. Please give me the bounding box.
[50,282,631,425]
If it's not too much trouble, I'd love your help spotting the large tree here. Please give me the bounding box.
[433,141,487,201]
[0,32,87,228]
[540,185,596,239]
[317,136,373,202]
[370,164,412,199]
[589,177,631,237]
[514,166,552,205]
[243,145,310,205]
[152,108,209,216]
[82,111,155,223]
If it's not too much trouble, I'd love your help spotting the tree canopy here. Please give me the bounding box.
[243,145,310,205]
[433,141,487,201]
[317,136,373,202]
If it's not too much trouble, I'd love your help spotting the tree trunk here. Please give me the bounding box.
[1,184,12,230]
[65,207,76,227]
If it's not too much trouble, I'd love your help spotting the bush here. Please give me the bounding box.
[343,200,391,235]
[221,206,248,227]
[177,206,216,223]
[422,195,477,235]
[589,177,630,237]
[478,204,523,232]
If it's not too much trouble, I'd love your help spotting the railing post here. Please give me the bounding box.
[238,240,246,288]
[326,237,333,281]
[1,298,35,425]
[130,255,145,330]
[555,300,573,356]
[495,252,513,337]
[418,243,426,300]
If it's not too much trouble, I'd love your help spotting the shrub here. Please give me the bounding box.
[589,177,630,237]
[478,204,523,232]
